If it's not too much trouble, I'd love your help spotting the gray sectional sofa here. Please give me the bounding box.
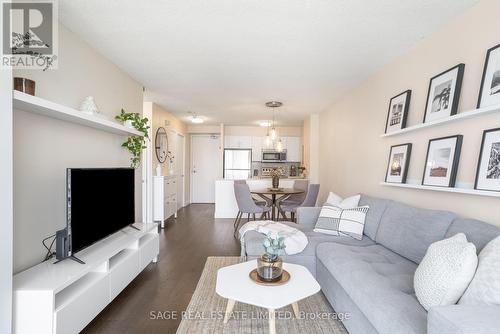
[241,194,500,334]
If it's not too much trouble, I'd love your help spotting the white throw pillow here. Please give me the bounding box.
[459,235,500,305]
[414,233,478,311]
[325,192,360,209]
[313,204,369,240]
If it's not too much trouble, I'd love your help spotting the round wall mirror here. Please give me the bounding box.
[155,127,168,163]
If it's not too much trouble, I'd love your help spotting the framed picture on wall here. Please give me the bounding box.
[385,143,412,184]
[423,64,465,123]
[422,135,463,187]
[385,90,411,134]
[475,128,500,192]
[477,44,500,108]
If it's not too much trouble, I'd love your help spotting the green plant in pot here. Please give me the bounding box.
[115,109,150,168]
[257,233,286,282]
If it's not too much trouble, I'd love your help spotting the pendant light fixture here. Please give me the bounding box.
[265,101,282,147]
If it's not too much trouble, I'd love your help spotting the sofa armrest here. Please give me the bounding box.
[296,207,321,225]
[428,305,500,334]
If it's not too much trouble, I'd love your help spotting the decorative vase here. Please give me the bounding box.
[257,254,283,282]
[124,120,134,128]
[272,176,280,188]
[79,96,100,115]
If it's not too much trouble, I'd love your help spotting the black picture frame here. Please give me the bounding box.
[423,64,465,123]
[477,43,500,108]
[385,143,412,184]
[474,127,500,192]
[422,135,463,188]
[384,90,411,134]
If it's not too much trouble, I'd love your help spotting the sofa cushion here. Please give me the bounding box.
[243,222,375,257]
[359,194,390,240]
[445,218,500,253]
[376,201,456,263]
[316,242,426,334]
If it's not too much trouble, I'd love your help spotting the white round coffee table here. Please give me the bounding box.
[216,260,320,334]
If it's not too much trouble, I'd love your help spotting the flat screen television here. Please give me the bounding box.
[67,168,135,255]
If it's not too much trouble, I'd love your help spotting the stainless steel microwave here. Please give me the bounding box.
[262,150,287,162]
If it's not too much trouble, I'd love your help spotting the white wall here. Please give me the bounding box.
[0,67,13,334]
[318,0,500,226]
[13,24,143,273]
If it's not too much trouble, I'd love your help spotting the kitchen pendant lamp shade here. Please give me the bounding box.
[270,128,277,140]
[276,139,284,152]
[265,134,272,147]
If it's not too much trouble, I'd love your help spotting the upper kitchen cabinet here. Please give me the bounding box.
[284,136,301,162]
[224,135,252,149]
[251,136,263,161]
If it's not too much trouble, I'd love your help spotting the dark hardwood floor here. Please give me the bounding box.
[82,204,240,334]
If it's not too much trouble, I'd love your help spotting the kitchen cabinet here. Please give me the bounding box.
[284,136,301,162]
[224,135,252,149]
[251,136,263,161]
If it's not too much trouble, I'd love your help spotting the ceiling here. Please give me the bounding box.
[59,0,478,126]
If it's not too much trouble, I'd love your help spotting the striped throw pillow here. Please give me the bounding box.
[313,204,369,240]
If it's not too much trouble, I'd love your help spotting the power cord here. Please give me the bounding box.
[42,233,56,261]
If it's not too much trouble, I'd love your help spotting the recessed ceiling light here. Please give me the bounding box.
[259,121,271,127]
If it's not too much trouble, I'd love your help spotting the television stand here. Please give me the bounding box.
[54,254,85,265]
[13,222,159,334]
[129,223,141,231]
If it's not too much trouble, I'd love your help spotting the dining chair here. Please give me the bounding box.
[279,184,320,222]
[234,179,269,206]
[276,179,309,215]
[233,182,272,237]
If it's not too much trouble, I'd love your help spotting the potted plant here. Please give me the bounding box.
[115,109,150,168]
[270,167,286,189]
[257,233,286,282]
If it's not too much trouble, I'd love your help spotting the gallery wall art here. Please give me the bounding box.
[478,44,500,108]
[385,90,411,134]
[422,135,463,187]
[385,143,412,183]
[475,128,500,192]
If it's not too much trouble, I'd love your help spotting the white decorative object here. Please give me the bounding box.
[156,164,162,177]
[314,204,369,240]
[79,96,99,115]
[216,260,320,334]
[13,223,159,334]
[325,192,360,209]
[124,119,134,128]
[414,233,478,311]
[459,235,500,305]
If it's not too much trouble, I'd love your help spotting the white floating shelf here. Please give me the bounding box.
[381,103,500,138]
[13,90,142,136]
[380,182,500,198]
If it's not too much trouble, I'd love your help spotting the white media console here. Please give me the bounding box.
[13,223,159,334]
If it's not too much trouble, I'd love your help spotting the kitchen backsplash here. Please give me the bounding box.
[251,162,301,178]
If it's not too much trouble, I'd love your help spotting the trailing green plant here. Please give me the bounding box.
[115,109,150,168]
[262,233,286,261]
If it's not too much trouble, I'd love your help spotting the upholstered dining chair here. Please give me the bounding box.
[233,182,272,237]
[279,184,320,222]
[276,179,309,215]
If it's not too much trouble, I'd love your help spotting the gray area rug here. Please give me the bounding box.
[176,256,348,334]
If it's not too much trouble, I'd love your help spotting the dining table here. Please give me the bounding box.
[251,188,305,221]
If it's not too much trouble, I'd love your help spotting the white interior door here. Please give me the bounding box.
[175,133,185,208]
[191,135,221,203]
